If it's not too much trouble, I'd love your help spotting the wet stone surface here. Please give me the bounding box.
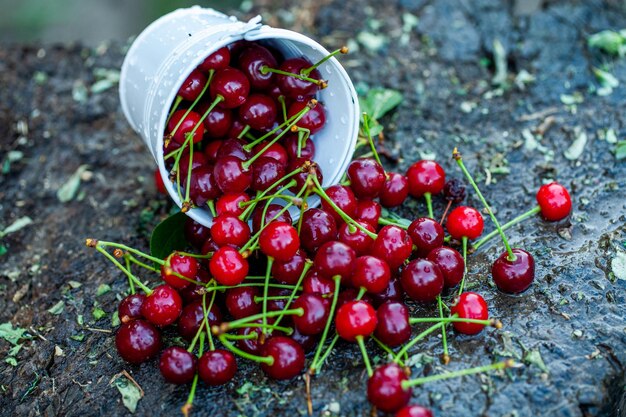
[1,0,625,416]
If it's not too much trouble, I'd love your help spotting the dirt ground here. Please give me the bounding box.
[1,0,625,416]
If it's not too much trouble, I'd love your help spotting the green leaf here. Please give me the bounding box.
[0,216,33,239]
[5,357,17,367]
[0,245,6,256]
[588,29,626,56]
[96,283,112,297]
[70,333,85,342]
[8,344,22,356]
[615,140,626,160]
[0,322,27,345]
[47,300,65,315]
[112,374,142,413]
[150,211,188,261]
[523,348,549,373]
[92,307,106,321]
[359,88,403,120]
[111,311,121,328]
[57,165,89,203]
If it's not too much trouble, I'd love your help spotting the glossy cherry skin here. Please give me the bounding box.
[400,259,444,303]
[216,137,252,161]
[352,256,391,294]
[536,182,572,221]
[335,300,378,342]
[371,278,404,306]
[161,253,198,289]
[287,158,323,194]
[178,300,222,341]
[204,140,223,163]
[210,67,250,109]
[374,301,411,347]
[380,172,409,207]
[184,218,211,249]
[292,293,330,335]
[275,57,321,100]
[355,200,382,229]
[408,217,444,257]
[115,320,161,363]
[283,134,316,160]
[251,157,285,192]
[338,221,375,256]
[337,288,374,309]
[179,268,212,304]
[406,160,446,197]
[237,44,277,90]
[259,221,300,261]
[290,327,319,352]
[251,203,293,234]
[201,106,232,138]
[367,363,412,413]
[347,158,386,199]
[225,286,261,319]
[159,346,197,384]
[209,247,249,286]
[314,241,356,284]
[287,100,326,134]
[185,165,221,206]
[396,405,434,417]
[215,193,249,216]
[261,336,305,380]
[450,292,488,335]
[213,156,252,193]
[237,323,263,354]
[178,69,207,101]
[239,94,277,131]
[492,248,535,294]
[211,213,250,247]
[118,294,145,323]
[199,47,230,71]
[446,206,484,240]
[141,284,183,327]
[302,269,336,295]
[272,249,307,285]
[371,226,414,270]
[154,169,167,194]
[299,208,337,253]
[252,141,289,166]
[427,246,464,288]
[198,349,237,386]
[176,152,207,178]
[320,185,357,224]
[167,110,204,144]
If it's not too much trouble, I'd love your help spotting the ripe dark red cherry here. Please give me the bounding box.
[199,47,231,71]
[290,327,318,352]
[303,269,336,295]
[299,208,338,253]
[275,57,322,100]
[408,217,444,257]
[238,45,278,90]
[313,241,356,284]
[287,100,326,134]
[260,336,305,380]
[198,349,237,386]
[337,288,374,309]
[400,259,444,303]
[380,172,409,208]
[141,284,183,327]
[251,203,293,234]
[167,110,205,144]
[251,157,285,192]
[178,300,222,341]
[161,253,199,289]
[287,158,323,194]
[347,158,386,199]
[536,182,572,221]
[450,292,489,335]
[225,286,261,319]
[371,278,404,306]
[355,200,382,229]
[283,134,316,160]
[259,221,300,261]
[184,218,211,249]
[178,69,207,101]
[118,293,145,323]
[159,346,197,384]
[210,67,250,109]
[115,320,161,363]
[176,151,207,177]
[335,300,378,342]
[239,94,277,131]
[204,140,223,163]
[492,248,535,294]
[213,156,252,194]
[237,322,263,354]
[292,293,330,335]
[406,160,446,197]
[367,363,412,413]
[271,249,307,284]
[427,246,465,288]
[320,185,357,224]
[352,256,391,294]
[374,301,411,347]
[215,193,249,216]
[371,225,413,270]
[216,138,252,161]
[396,405,434,417]
[338,221,375,256]
[179,268,212,303]
[201,106,232,138]
[446,206,484,240]
[252,141,289,166]
[210,214,251,247]
[209,246,249,286]
[184,165,221,206]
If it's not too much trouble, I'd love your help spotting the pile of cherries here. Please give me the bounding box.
[92,40,574,417]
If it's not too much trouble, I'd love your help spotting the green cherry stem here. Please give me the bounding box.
[301,46,348,76]
[394,322,444,363]
[226,322,293,335]
[273,260,313,329]
[408,316,497,326]
[362,113,385,171]
[473,206,541,251]
[424,192,434,220]
[378,217,409,229]
[315,334,340,374]
[453,148,516,261]
[124,256,136,294]
[218,334,273,365]
[437,295,449,362]
[166,95,183,125]
[203,291,217,351]
[458,236,468,296]
[167,70,213,141]
[260,65,326,86]
[371,335,403,365]
[222,331,258,341]
[181,332,204,417]
[310,275,342,374]
[356,336,373,377]
[262,258,274,335]
[244,101,314,152]
[217,309,304,332]
[94,246,152,295]
[401,359,515,389]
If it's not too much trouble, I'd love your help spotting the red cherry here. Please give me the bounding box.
[251,157,286,192]
[355,200,382,229]
[400,259,444,303]
[446,206,484,240]
[374,301,411,347]
[239,94,277,131]
[352,256,391,294]
[427,246,464,288]
[271,249,307,284]
[299,208,338,253]
[313,241,356,283]
[210,68,250,109]
[337,288,374,309]
[161,253,199,289]
[184,218,211,249]
[347,158,386,199]
[367,363,412,412]
[536,182,572,221]
[154,169,167,194]
[215,193,249,216]
[260,336,305,380]
[406,160,446,197]
[335,300,378,342]
[292,293,330,335]
[225,286,260,319]
[236,322,263,354]
[210,214,251,247]
[237,45,278,90]
[177,300,222,341]
[291,327,319,352]
[118,294,145,323]
[141,284,183,326]
[178,69,206,101]
[396,405,434,417]
[167,110,204,144]
[287,100,326,134]
[201,106,232,138]
[259,221,300,261]
[184,165,221,207]
[275,57,321,100]
[213,156,252,193]
[209,247,249,286]
[320,185,357,224]
[491,248,535,294]
[302,269,336,295]
[159,346,197,384]
[371,278,404,307]
[199,47,230,71]
[115,320,161,363]
[198,349,237,385]
[450,292,489,335]
[283,134,316,160]
[179,268,212,304]
[251,203,293,234]
[380,172,409,207]
[371,225,413,270]
[252,141,289,166]
[338,221,375,256]
[216,138,252,161]
[408,217,444,257]
[287,158,324,194]
[204,140,223,163]
[176,151,207,178]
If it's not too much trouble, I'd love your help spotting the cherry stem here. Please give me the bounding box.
[172,250,214,259]
[227,322,293,334]
[207,200,217,217]
[260,65,325,85]
[394,322,444,362]
[222,331,258,340]
[408,316,494,326]
[278,95,287,123]
[362,113,385,170]
[312,175,378,240]
[473,205,541,251]
[182,332,203,417]
[297,129,307,158]
[378,217,409,229]
[401,360,515,389]
[356,336,373,377]
[237,124,251,140]
[166,95,183,125]
[273,261,313,329]
[218,334,273,365]
[310,275,342,373]
[453,149,516,261]
[315,334,340,374]
[124,256,136,294]
[204,282,300,291]
[203,291,216,351]
[168,70,213,140]
[238,174,299,221]
[458,236,468,296]
[371,335,402,365]
[302,46,347,76]
[94,246,152,295]
[219,308,303,332]
[183,130,195,207]
[424,192,434,220]
[437,295,449,360]
[262,258,274,335]
[357,287,367,300]
[125,253,159,273]
[440,200,453,225]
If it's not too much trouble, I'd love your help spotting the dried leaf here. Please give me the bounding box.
[0,216,33,239]
[564,128,588,160]
[48,300,65,315]
[112,374,143,413]
[611,252,626,280]
[57,165,89,203]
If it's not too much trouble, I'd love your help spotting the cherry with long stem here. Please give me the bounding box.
[394,322,444,363]
[437,295,449,364]
[301,46,348,76]
[181,332,204,417]
[458,236,469,296]
[473,206,541,250]
[401,359,515,389]
[309,275,342,374]
[356,335,373,377]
